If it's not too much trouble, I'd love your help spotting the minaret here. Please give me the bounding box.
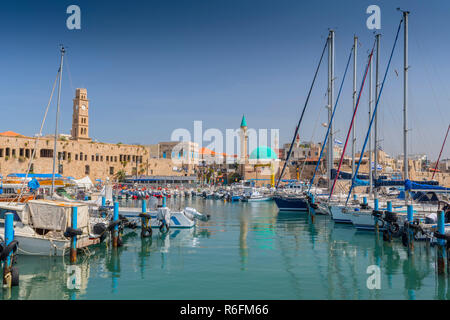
[71,88,91,141]
[240,115,248,177]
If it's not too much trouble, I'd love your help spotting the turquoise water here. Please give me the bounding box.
[2,198,450,300]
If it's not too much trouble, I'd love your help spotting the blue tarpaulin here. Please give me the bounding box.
[404,179,450,191]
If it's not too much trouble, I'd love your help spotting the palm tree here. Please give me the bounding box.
[115,169,126,183]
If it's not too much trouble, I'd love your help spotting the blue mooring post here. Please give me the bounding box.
[141,199,147,237]
[113,202,119,248]
[310,194,315,223]
[387,201,392,212]
[353,194,357,201]
[102,196,106,207]
[437,210,445,275]
[407,205,414,254]
[162,196,167,208]
[84,195,88,201]
[3,213,14,287]
[374,198,379,233]
[363,197,367,205]
[70,207,78,263]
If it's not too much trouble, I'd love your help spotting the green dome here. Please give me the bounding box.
[249,146,278,160]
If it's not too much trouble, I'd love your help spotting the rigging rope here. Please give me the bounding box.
[308,44,354,194]
[276,38,328,188]
[329,41,375,199]
[9,69,61,205]
[345,18,404,205]
[432,124,450,180]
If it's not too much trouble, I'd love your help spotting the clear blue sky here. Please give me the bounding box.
[1,0,449,160]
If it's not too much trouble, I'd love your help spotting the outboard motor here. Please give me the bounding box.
[157,207,171,233]
[183,207,210,222]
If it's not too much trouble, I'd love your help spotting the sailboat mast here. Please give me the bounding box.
[327,30,335,192]
[51,46,65,196]
[368,52,373,194]
[351,35,357,189]
[374,34,380,197]
[403,11,409,182]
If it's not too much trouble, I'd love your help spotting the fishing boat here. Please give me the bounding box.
[118,205,209,229]
[241,189,272,202]
[0,200,101,256]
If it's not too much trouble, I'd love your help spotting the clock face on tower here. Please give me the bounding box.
[81,105,86,110]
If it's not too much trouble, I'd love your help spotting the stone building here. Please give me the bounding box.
[0,88,149,182]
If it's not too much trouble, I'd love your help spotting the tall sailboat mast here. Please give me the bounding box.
[403,11,409,183]
[368,51,373,194]
[374,34,380,197]
[351,35,357,190]
[51,46,65,196]
[327,30,335,192]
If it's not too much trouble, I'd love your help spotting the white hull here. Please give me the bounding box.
[329,205,353,223]
[119,208,195,228]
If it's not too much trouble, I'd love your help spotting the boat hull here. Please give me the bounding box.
[274,196,308,212]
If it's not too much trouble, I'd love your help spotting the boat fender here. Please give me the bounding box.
[0,240,19,261]
[389,223,400,237]
[11,266,19,287]
[93,223,107,235]
[138,213,151,219]
[360,203,369,210]
[108,220,121,231]
[434,231,450,242]
[372,210,384,218]
[384,211,398,223]
[64,227,83,238]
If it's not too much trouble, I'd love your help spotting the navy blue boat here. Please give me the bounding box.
[274,195,308,211]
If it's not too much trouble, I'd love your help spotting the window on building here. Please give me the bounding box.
[101,156,103,161]
[75,154,78,160]
[96,155,99,161]
[19,148,24,157]
[68,152,71,160]
[0,149,3,157]
[92,155,94,161]
[84,155,87,161]
[85,165,90,175]
[106,156,109,162]
[25,149,30,158]
[11,149,16,157]
[40,149,53,158]
[110,167,114,175]
[58,164,63,174]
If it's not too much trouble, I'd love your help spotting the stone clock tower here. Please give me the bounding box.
[71,88,91,141]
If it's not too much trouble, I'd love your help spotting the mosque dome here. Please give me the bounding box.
[249,146,278,160]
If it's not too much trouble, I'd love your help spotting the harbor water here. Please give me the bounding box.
[2,198,449,300]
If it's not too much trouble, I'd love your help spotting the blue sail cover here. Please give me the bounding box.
[404,179,450,191]
[28,178,40,191]
[354,178,369,186]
